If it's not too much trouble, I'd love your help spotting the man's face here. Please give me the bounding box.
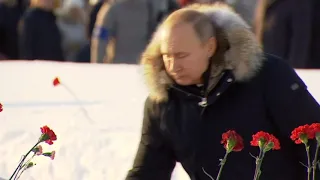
[160,23,216,85]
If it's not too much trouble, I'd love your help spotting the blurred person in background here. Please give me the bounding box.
[178,0,257,26]
[57,3,87,61]
[230,0,257,25]
[178,0,226,6]
[178,0,195,7]
[88,0,104,39]
[91,0,179,64]
[180,0,257,26]
[18,0,64,61]
[73,0,106,63]
[254,0,320,68]
[0,0,25,59]
[154,0,180,24]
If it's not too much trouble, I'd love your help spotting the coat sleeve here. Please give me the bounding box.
[19,17,36,60]
[125,98,176,180]
[264,58,320,135]
[264,58,320,164]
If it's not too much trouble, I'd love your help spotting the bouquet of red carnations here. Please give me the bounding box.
[203,123,320,180]
[0,104,57,180]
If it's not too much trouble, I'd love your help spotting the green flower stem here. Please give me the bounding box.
[216,151,229,180]
[312,143,320,180]
[253,149,265,180]
[305,144,311,180]
[20,154,35,170]
[15,167,27,180]
[15,154,35,180]
[9,141,40,180]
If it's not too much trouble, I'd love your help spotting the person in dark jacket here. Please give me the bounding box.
[254,0,320,68]
[0,0,25,59]
[126,3,320,180]
[88,0,104,39]
[73,0,104,63]
[18,0,64,61]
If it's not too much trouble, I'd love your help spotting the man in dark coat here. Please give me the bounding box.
[254,0,320,68]
[126,3,320,180]
[19,0,64,61]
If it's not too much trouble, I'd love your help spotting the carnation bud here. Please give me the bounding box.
[32,145,43,155]
[42,152,52,157]
[42,151,56,160]
[26,162,35,169]
[32,147,39,153]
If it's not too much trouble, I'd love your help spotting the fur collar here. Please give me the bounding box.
[141,3,264,103]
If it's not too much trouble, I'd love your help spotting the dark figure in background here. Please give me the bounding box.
[0,0,25,59]
[19,0,64,61]
[90,0,179,64]
[88,0,104,39]
[254,0,320,68]
[178,0,195,7]
[74,0,104,63]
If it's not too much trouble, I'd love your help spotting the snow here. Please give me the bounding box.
[0,61,319,180]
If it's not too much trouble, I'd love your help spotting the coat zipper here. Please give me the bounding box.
[170,86,208,108]
[171,86,213,178]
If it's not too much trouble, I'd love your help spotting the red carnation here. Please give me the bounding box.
[40,126,57,145]
[251,131,281,151]
[221,130,244,152]
[8,126,58,179]
[0,103,2,112]
[290,124,314,144]
[251,132,280,180]
[310,123,320,142]
[53,77,61,87]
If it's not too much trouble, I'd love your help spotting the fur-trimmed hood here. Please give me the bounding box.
[141,3,264,103]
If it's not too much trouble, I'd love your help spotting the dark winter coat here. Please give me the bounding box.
[256,0,320,68]
[74,42,90,63]
[126,4,320,180]
[19,8,64,61]
[0,3,24,59]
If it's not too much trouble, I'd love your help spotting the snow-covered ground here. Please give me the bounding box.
[0,61,319,180]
